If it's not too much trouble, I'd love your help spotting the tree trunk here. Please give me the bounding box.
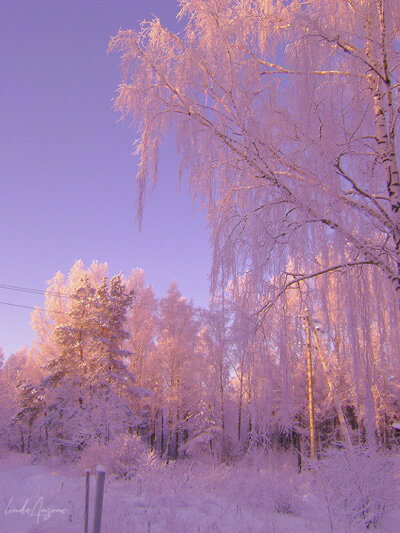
[307,311,352,449]
[160,409,164,455]
[19,426,25,453]
[306,316,316,460]
[238,358,244,443]
[219,359,225,452]
[174,408,179,460]
[368,2,400,300]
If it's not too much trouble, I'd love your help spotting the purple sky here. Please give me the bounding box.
[0,1,211,358]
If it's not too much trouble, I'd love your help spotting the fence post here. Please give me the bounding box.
[92,466,106,533]
[84,470,90,533]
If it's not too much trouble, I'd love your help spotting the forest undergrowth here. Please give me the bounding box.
[1,443,398,533]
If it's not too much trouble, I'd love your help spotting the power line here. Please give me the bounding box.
[0,284,70,298]
[0,301,67,315]
[0,283,140,301]
[0,283,157,312]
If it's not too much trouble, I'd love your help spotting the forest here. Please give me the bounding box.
[1,257,400,531]
[1,0,400,531]
[1,259,400,465]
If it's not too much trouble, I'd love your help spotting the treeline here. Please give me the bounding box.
[1,259,399,463]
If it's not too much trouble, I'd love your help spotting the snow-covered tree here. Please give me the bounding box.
[109,0,400,307]
[153,282,201,458]
[124,268,158,386]
[31,261,139,453]
[0,347,43,453]
[190,305,232,459]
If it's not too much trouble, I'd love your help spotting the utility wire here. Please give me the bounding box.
[0,301,67,315]
[0,297,155,313]
[0,284,142,302]
[0,283,156,313]
[0,284,70,298]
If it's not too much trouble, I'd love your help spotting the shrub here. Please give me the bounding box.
[313,445,398,530]
[77,433,159,479]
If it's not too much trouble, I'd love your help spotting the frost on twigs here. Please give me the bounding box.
[77,433,160,480]
[109,0,400,302]
[312,445,398,530]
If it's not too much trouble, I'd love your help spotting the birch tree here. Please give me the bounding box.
[193,306,231,459]
[124,268,158,386]
[155,282,200,458]
[109,0,400,306]
[1,348,43,452]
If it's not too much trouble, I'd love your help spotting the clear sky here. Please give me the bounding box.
[0,1,211,358]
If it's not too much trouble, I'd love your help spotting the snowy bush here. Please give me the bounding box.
[239,449,305,515]
[77,433,159,479]
[313,446,398,530]
[181,452,305,518]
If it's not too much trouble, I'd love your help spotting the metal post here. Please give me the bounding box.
[92,466,105,533]
[84,470,90,533]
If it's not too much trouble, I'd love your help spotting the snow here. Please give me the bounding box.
[0,452,399,532]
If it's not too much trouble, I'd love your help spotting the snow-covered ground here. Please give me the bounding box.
[0,451,399,532]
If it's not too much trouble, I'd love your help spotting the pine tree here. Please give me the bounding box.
[40,263,137,450]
